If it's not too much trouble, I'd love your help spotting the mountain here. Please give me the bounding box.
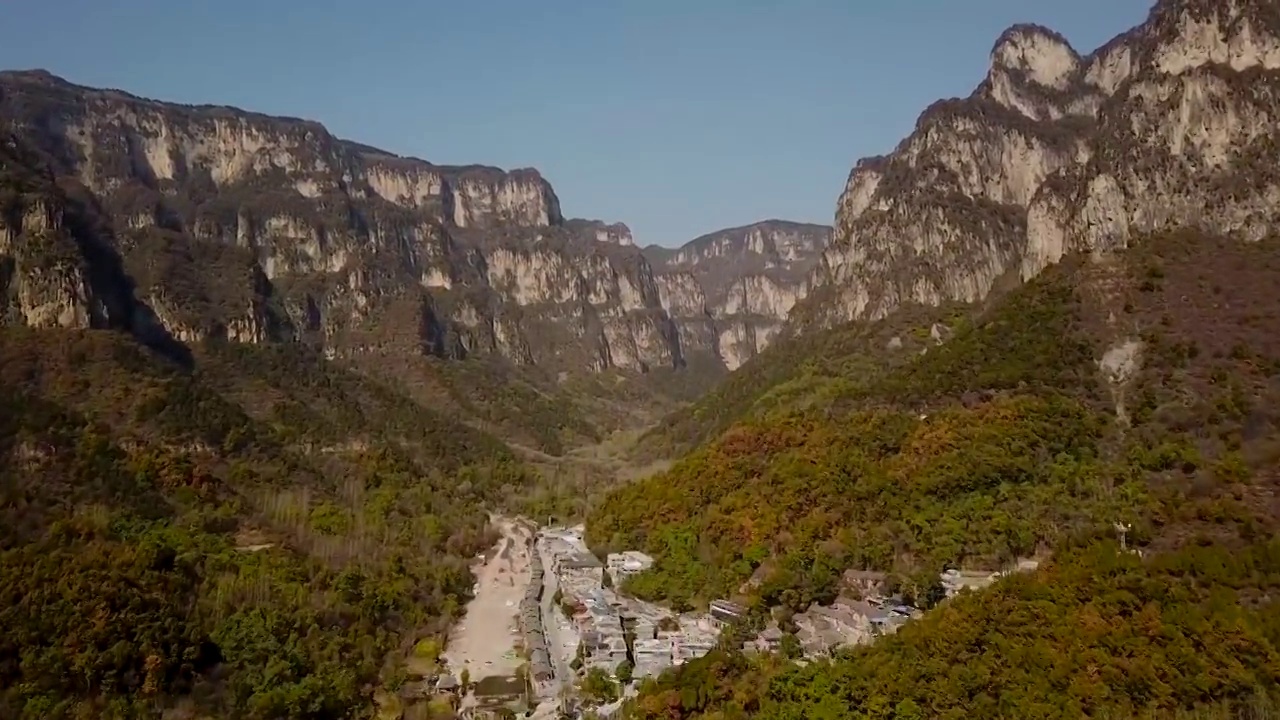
[0,62,679,716]
[601,1,1280,716]
[638,0,1280,459]
[607,232,1280,719]
[794,0,1280,330]
[0,69,666,371]
[0,71,841,457]
[645,220,830,370]
[0,122,623,718]
[0,70,826,390]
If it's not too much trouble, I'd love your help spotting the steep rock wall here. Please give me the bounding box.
[797,0,1280,332]
[0,71,692,373]
[646,220,830,369]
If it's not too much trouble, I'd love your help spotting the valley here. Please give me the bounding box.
[4,0,1280,718]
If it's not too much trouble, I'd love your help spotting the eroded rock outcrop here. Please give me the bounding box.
[645,220,830,369]
[798,0,1280,331]
[0,133,141,332]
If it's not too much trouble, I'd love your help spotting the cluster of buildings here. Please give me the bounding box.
[542,529,629,676]
[538,527,729,686]
[534,526,1050,689]
[747,560,1044,659]
[784,598,919,657]
[666,613,722,667]
[744,569,918,657]
[578,589,630,674]
[518,541,554,695]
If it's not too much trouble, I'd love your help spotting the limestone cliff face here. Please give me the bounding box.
[0,71,700,373]
[646,220,831,369]
[564,218,635,247]
[0,133,130,332]
[798,0,1280,330]
[1023,0,1280,276]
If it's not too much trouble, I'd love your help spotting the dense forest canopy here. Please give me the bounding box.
[0,329,550,718]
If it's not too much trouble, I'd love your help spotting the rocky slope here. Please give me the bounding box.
[0,70,814,381]
[796,0,1280,329]
[645,220,830,369]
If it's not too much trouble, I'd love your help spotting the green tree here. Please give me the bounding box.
[894,698,924,720]
[779,632,803,659]
[579,667,619,703]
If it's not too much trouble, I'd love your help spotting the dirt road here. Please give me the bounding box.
[442,517,533,683]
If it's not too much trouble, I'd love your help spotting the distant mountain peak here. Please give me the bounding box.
[990,24,1083,91]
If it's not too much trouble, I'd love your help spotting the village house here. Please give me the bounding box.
[633,637,674,679]
[632,616,656,641]
[795,623,843,657]
[810,601,876,644]
[673,637,717,665]
[471,676,528,716]
[708,599,747,624]
[435,675,460,695]
[747,625,784,654]
[580,626,628,675]
[557,551,605,588]
[939,568,1001,598]
[605,550,655,586]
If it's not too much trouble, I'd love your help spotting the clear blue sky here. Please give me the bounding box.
[1,0,1152,247]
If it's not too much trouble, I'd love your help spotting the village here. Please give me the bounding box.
[418,521,732,718]
[421,518,1043,719]
[744,560,1039,658]
[532,526,725,688]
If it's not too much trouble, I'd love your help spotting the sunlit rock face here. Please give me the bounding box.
[794,0,1280,333]
[0,71,825,375]
[0,69,669,370]
[644,220,831,369]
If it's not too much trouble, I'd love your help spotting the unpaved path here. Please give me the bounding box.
[442,516,532,683]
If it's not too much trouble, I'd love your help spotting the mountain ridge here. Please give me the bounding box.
[790,0,1280,334]
[0,69,832,453]
[642,0,1280,460]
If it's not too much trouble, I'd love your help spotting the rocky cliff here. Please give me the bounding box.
[0,71,691,374]
[646,220,830,369]
[797,0,1280,329]
[0,71,835,377]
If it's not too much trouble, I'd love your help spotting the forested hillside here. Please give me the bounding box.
[0,328,550,718]
[628,302,956,461]
[599,230,1280,717]
[624,539,1280,719]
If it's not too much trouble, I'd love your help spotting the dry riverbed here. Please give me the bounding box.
[441,517,533,683]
